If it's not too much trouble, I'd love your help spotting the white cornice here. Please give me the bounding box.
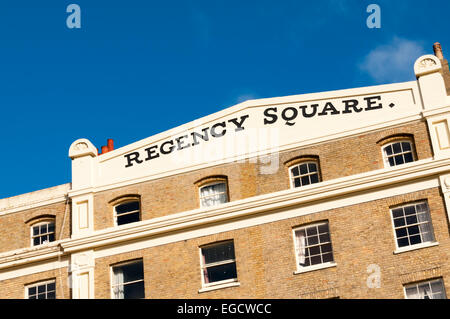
[0,242,63,270]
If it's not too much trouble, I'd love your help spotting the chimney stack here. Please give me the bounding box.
[433,42,444,60]
[98,138,115,155]
[107,139,114,151]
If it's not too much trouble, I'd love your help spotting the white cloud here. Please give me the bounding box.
[359,37,426,83]
[236,93,258,103]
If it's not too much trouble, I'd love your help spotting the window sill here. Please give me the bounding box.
[198,281,240,293]
[394,242,439,255]
[293,262,337,275]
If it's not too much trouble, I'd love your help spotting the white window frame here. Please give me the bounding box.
[390,201,436,252]
[288,161,320,189]
[382,139,415,168]
[30,220,56,247]
[110,259,145,299]
[113,200,141,226]
[292,222,336,273]
[25,279,56,299]
[404,278,447,299]
[199,182,229,208]
[199,241,238,289]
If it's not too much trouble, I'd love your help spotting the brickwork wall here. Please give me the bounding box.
[0,201,71,254]
[91,187,449,299]
[0,265,70,299]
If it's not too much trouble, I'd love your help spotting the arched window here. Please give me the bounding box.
[110,196,141,226]
[196,176,229,208]
[378,134,417,168]
[30,220,55,246]
[286,156,321,189]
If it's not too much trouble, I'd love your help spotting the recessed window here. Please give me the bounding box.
[111,260,145,299]
[200,241,237,286]
[115,201,141,226]
[382,140,415,167]
[31,221,55,246]
[26,280,56,299]
[404,278,446,299]
[293,222,334,269]
[289,161,320,188]
[199,182,228,208]
[391,202,435,249]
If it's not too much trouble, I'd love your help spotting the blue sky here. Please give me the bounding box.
[0,0,449,198]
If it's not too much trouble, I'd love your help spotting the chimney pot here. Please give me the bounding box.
[107,138,114,151]
[433,42,444,60]
[101,146,109,154]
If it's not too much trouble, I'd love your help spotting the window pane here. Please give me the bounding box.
[306,226,318,236]
[321,243,332,253]
[307,236,318,246]
[395,228,407,238]
[310,255,322,265]
[309,245,320,256]
[405,286,418,299]
[116,201,140,215]
[47,291,56,299]
[299,164,308,175]
[319,233,330,243]
[47,282,55,292]
[384,145,393,156]
[117,212,140,226]
[405,215,418,225]
[33,237,41,246]
[123,281,145,299]
[404,206,416,216]
[402,142,411,152]
[40,224,47,234]
[28,287,36,296]
[393,143,401,154]
[409,235,421,245]
[48,233,55,242]
[322,252,333,263]
[200,183,228,207]
[404,153,414,163]
[119,262,144,284]
[33,226,40,236]
[301,176,309,186]
[397,237,409,247]
[394,217,406,227]
[48,223,55,233]
[294,178,301,188]
[310,174,319,184]
[392,208,404,218]
[407,225,420,236]
[318,224,329,234]
[308,163,317,172]
[388,157,395,166]
[206,262,237,283]
[394,155,404,165]
[291,166,299,177]
[203,241,235,264]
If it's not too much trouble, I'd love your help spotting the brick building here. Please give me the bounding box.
[1,44,450,299]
